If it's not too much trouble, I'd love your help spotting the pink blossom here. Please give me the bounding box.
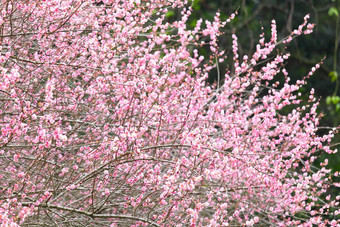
[0,1,337,226]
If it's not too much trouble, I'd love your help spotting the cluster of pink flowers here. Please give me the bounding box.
[0,0,339,226]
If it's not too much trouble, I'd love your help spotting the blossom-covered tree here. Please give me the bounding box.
[0,0,339,226]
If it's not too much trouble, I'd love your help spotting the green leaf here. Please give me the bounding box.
[329,71,338,82]
[190,19,198,28]
[336,103,340,112]
[332,96,340,105]
[328,7,339,17]
[332,76,337,82]
[165,10,175,18]
[192,0,201,11]
[326,96,332,105]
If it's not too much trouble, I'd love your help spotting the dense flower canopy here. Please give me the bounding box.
[0,0,339,226]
